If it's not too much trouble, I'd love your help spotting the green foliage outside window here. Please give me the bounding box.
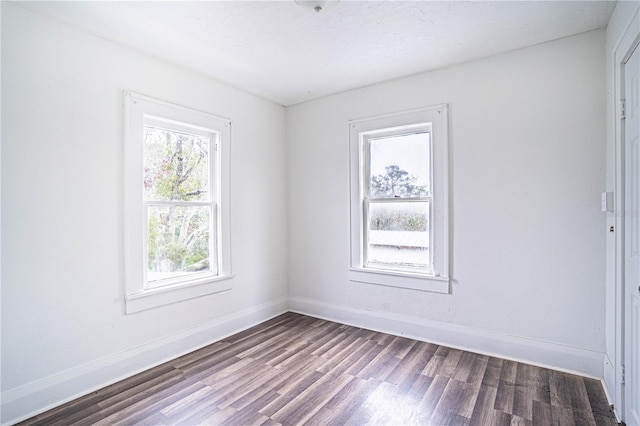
[144,126,212,276]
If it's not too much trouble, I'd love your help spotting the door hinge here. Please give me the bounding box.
[621,99,626,120]
[621,363,625,385]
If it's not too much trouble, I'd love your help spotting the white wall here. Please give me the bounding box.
[604,0,640,414]
[1,3,288,423]
[287,30,607,376]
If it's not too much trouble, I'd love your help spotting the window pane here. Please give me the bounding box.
[143,126,210,201]
[369,132,430,198]
[147,205,214,284]
[367,201,429,269]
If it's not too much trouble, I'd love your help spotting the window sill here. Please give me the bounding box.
[125,274,234,314]
[348,268,450,294]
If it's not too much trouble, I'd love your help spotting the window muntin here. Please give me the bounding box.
[362,126,433,273]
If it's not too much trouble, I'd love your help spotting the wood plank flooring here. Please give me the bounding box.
[20,312,618,425]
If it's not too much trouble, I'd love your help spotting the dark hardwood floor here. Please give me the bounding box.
[20,312,618,425]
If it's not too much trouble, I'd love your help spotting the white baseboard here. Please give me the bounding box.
[289,296,605,380]
[1,297,288,426]
[602,354,621,422]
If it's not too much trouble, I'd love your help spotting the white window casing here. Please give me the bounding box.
[124,91,233,313]
[349,105,450,293]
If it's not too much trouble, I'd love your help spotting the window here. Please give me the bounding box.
[124,92,232,313]
[349,106,449,293]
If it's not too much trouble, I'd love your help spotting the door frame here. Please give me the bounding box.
[614,8,640,422]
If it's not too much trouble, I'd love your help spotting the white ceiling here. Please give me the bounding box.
[17,1,616,106]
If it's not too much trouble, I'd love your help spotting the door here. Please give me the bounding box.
[625,40,640,426]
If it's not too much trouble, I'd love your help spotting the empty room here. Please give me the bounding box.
[2,0,640,425]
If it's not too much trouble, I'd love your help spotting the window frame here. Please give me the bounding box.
[124,91,233,314]
[349,105,450,293]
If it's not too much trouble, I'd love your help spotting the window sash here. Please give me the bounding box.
[360,128,434,273]
[142,117,217,203]
[143,202,219,289]
[362,193,434,274]
[142,117,220,289]
[363,128,432,200]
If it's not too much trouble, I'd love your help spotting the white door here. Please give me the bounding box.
[625,40,640,426]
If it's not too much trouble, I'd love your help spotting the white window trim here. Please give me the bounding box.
[349,105,450,294]
[123,91,233,314]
